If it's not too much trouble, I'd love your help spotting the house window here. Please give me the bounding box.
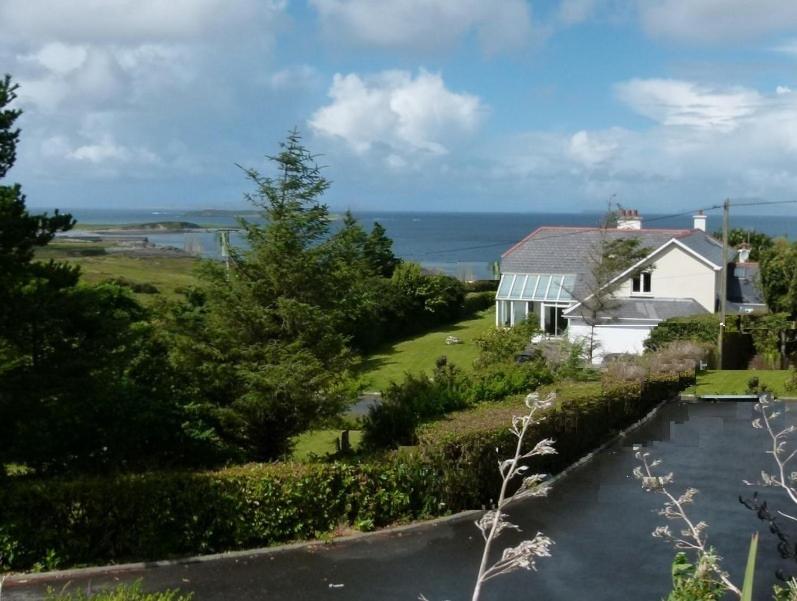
[632,272,652,294]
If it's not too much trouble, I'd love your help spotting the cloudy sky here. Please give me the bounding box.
[5,0,797,214]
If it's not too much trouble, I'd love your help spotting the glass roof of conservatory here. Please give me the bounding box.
[496,273,577,302]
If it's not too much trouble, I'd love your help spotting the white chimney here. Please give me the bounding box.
[693,211,707,232]
[737,243,751,263]
[617,208,642,230]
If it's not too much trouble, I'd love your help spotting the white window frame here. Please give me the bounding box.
[631,271,652,296]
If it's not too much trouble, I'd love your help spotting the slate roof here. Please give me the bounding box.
[595,298,709,321]
[727,263,766,306]
[500,226,719,299]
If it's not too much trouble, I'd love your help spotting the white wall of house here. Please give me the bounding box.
[568,318,655,363]
[615,244,717,312]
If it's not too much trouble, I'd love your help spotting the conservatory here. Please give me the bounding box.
[495,272,577,336]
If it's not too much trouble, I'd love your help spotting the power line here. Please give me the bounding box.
[411,198,797,258]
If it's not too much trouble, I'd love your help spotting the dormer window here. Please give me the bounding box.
[632,272,652,294]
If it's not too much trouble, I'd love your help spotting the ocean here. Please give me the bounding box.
[53,207,797,280]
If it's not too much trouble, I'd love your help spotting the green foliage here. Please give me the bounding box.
[0,370,693,572]
[361,359,470,449]
[665,552,725,601]
[463,291,495,315]
[465,361,554,403]
[645,315,721,351]
[0,76,216,475]
[785,367,797,393]
[760,238,797,315]
[741,532,758,601]
[46,583,191,601]
[474,318,538,367]
[169,131,354,460]
[389,262,466,331]
[714,228,774,262]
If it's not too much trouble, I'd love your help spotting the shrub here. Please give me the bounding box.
[645,315,720,351]
[463,291,495,315]
[0,458,442,572]
[46,583,191,601]
[466,361,554,403]
[361,360,470,449]
[474,318,539,367]
[104,278,160,294]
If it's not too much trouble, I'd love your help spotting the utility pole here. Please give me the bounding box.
[218,229,233,274]
[718,199,730,369]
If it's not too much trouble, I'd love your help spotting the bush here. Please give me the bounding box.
[465,361,554,403]
[47,583,191,601]
[361,360,470,449]
[104,277,160,294]
[416,371,692,509]
[0,370,693,572]
[645,315,720,351]
[0,457,442,572]
[463,291,495,315]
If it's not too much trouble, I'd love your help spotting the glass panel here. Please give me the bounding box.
[550,274,566,301]
[535,275,551,300]
[509,275,526,299]
[522,275,539,300]
[497,274,513,298]
[560,275,575,300]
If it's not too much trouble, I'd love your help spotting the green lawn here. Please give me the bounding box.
[357,307,496,392]
[695,370,793,396]
[291,429,363,460]
[37,243,200,301]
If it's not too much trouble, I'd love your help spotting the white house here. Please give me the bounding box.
[495,210,765,362]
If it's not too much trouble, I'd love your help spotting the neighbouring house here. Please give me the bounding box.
[495,209,767,362]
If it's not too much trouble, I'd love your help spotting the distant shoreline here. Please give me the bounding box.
[71,221,240,234]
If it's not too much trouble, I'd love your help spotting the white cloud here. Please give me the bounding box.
[0,0,283,44]
[309,69,485,161]
[4,0,286,185]
[568,129,624,167]
[557,0,597,25]
[493,77,797,206]
[615,79,761,132]
[310,0,535,54]
[638,0,797,42]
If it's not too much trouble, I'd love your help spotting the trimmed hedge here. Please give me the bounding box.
[0,373,693,572]
[416,373,693,508]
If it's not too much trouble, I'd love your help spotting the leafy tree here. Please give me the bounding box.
[713,228,773,262]
[0,75,214,474]
[390,262,465,331]
[365,221,400,277]
[172,130,353,459]
[760,238,797,315]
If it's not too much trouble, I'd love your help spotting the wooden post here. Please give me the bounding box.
[718,199,730,369]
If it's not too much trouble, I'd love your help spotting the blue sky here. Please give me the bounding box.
[5,0,797,215]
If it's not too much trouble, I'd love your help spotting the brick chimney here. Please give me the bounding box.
[617,208,642,230]
[693,210,707,232]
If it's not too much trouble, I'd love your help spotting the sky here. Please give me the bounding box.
[5,0,797,215]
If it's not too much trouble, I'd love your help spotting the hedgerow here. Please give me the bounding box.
[0,373,693,572]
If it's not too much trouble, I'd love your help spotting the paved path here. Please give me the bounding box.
[5,401,794,600]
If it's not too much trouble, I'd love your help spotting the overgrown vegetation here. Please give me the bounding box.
[46,583,191,601]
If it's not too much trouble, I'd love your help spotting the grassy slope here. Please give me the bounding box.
[36,243,200,301]
[291,429,363,461]
[357,307,496,392]
[695,370,792,396]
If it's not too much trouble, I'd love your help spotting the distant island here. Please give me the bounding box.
[72,221,230,234]
[183,209,259,217]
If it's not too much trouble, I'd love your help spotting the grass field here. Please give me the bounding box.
[695,370,794,396]
[37,243,200,301]
[357,307,496,392]
[291,429,363,460]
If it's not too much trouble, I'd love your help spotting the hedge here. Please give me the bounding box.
[0,373,693,572]
[415,373,693,509]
